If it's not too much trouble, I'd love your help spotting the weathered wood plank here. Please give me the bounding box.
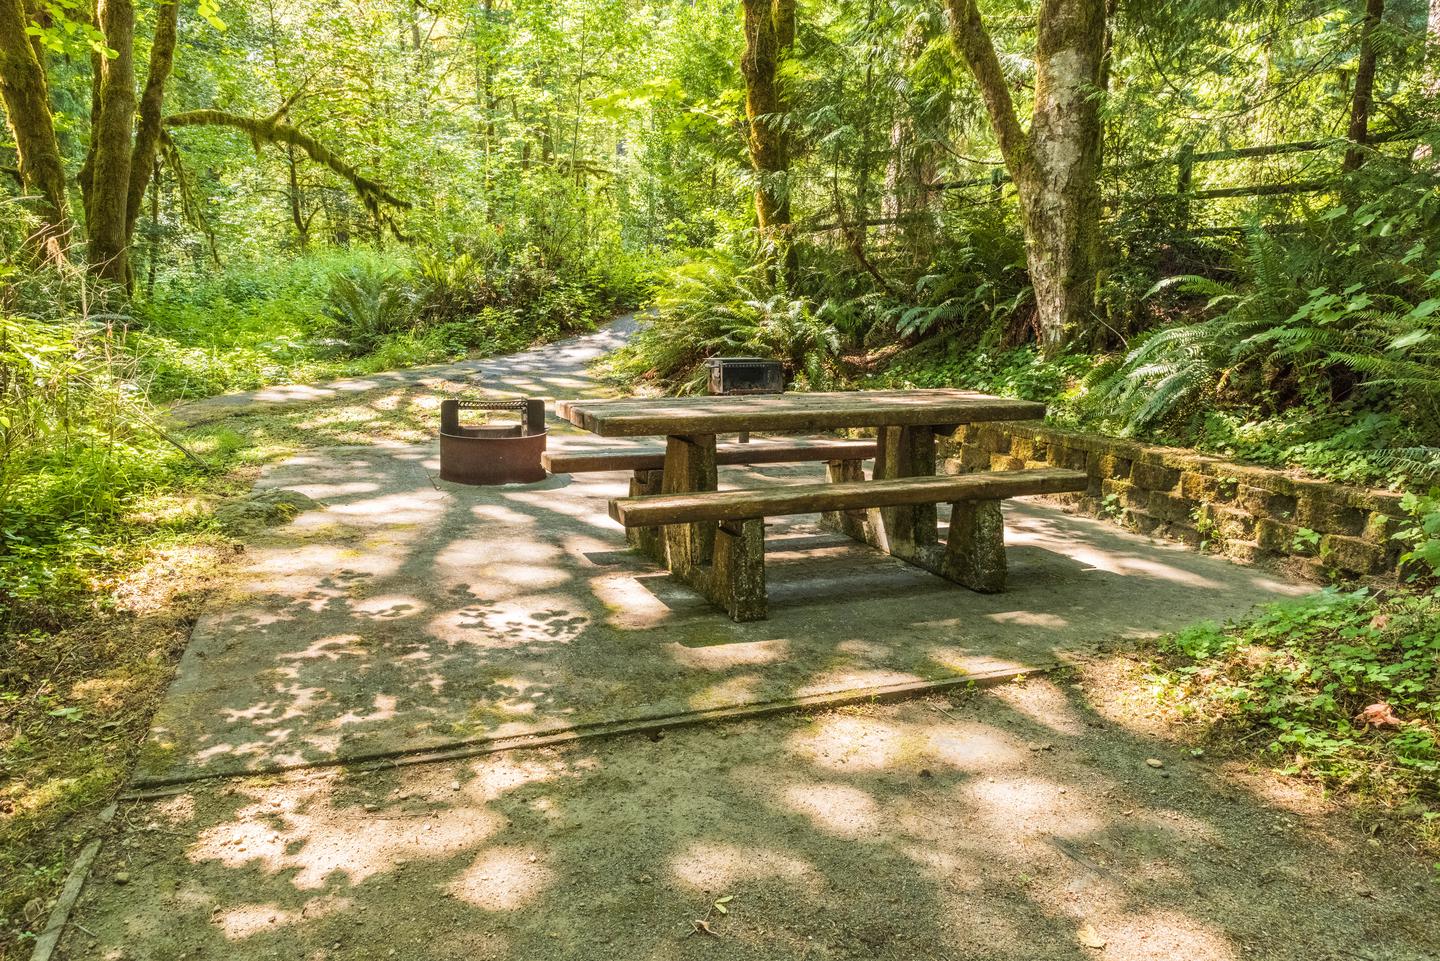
[558,389,1043,437]
[609,468,1087,528]
[542,438,877,474]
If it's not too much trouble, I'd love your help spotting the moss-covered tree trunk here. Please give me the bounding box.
[125,0,178,241]
[741,0,796,277]
[0,0,71,261]
[86,0,138,286]
[1343,0,1385,172]
[945,0,1106,356]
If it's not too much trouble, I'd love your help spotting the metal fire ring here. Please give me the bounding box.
[438,397,548,485]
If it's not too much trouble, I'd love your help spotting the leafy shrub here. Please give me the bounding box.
[608,249,838,392]
[322,263,420,354]
[1153,588,1440,848]
[1079,169,1440,486]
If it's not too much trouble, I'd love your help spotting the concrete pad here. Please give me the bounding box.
[134,432,1307,787]
[64,681,1440,961]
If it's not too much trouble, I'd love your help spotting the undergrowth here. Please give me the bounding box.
[1148,586,1440,856]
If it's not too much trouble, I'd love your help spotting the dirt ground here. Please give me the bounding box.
[62,660,1438,961]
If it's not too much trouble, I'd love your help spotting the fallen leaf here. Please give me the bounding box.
[1357,702,1402,728]
[1077,923,1107,950]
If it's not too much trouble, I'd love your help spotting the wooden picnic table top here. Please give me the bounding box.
[557,389,1044,438]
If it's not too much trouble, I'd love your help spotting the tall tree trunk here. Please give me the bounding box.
[740,0,795,276]
[945,0,1106,356]
[125,0,178,241]
[1418,0,1440,162]
[1344,0,1385,171]
[883,21,938,266]
[87,0,138,286]
[0,0,71,260]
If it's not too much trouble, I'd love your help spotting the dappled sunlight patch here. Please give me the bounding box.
[925,724,1027,772]
[466,503,540,526]
[215,895,353,939]
[589,573,673,627]
[278,636,367,663]
[668,638,790,669]
[780,782,882,838]
[350,594,426,619]
[324,489,448,525]
[985,609,1069,629]
[1083,907,1240,961]
[788,715,913,771]
[153,792,197,825]
[331,693,399,727]
[967,776,1100,835]
[669,841,815,891]
[447,846,553,911]
[794,668,922,699]
[986,679,1090,736]
[688,674,761,710]
[428,598,590,647]
[436,535,558,569]
[189,777,503,889]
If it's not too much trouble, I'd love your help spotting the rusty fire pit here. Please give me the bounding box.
[439,398,548,485]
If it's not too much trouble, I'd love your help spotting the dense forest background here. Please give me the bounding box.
[4,0,1440,622]
[4,0,1440,946]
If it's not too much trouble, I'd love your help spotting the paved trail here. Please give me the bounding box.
[166,314,641,425]
[51,320,1440,961]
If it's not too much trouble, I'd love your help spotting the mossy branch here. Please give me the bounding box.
[162,110,411,214]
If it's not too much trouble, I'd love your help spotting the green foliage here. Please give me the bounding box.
[607,249,839,392]
[869,344,1089,405]
[1154,588,1440,846]
[1395,490,1440,582]
[1079,173,1440,487]
[322,263,420,354]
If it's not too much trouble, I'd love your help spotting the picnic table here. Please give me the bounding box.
[556,389,1083,620]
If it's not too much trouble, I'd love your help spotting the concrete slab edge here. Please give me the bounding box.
[29,802,117,961]
[121,661,1054,801]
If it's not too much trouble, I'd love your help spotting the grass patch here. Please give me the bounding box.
[1146,587,1440,858]
[0,540,233,951]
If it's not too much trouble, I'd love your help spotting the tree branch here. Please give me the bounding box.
[162,110,411,212]
[942,0,1029,177]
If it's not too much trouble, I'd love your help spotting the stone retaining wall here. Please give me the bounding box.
[940,421,1409,579]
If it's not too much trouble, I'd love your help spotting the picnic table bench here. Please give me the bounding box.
[556,390,1086,621]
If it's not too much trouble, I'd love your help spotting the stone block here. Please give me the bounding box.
[1095,453,1133,480]
[1363,511,1402,544]
[1054,445,1089,472]
[1149,490,1198,523]
[1125,510,1163,535]
[990,454,1026,472]
[958,446,992,472]
[1320,534,1385,574]
[1222,539,1264,564]
[1131,461,1181,491]
[1297,495,1366,537]
[1179,471,1223,501]
[1255,517,1302,554]
[1212,508,1257,541]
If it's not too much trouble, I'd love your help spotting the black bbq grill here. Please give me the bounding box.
[705,357,785,396]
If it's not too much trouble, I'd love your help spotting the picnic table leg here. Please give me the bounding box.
[660,433,717,573]
[820,458,867,538]
[863,425,940,561]
[654,433,766,621]
[940,499,1007,592]
[627,469,664,559]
